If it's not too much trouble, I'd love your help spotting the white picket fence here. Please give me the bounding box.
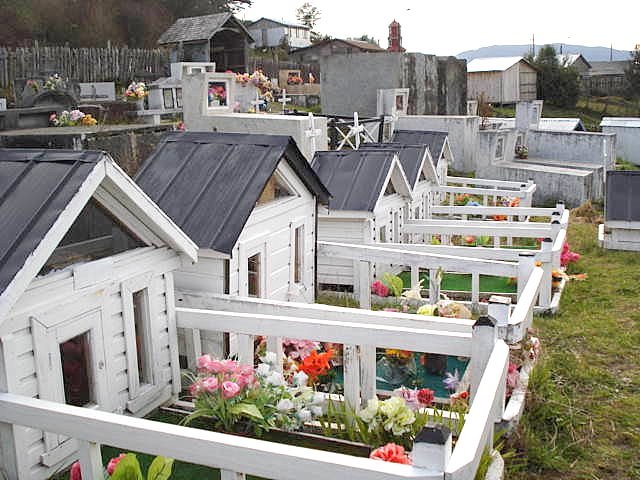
[0,267,545,480]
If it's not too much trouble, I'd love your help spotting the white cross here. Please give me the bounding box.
[279,89,292,114]
[337,112,366,150]
[305,112,323,154]
[251,90,265,112]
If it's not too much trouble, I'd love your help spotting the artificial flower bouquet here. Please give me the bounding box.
[124,81,148,101]
[44,73,67,92]
[49,109,97,127]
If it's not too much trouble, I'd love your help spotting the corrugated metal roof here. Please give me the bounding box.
[135,132,330,255]
[359,143,429,188]
[158,13,253,45]
[588,61,629,76]
[392,130,447,164]
[467,56,525,73]
[311,150,396,212]
[0,149,104,297]
[601,117,640,128]
[248,17,310,30]
[606,171,640,222]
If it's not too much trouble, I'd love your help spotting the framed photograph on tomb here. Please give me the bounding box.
[163,88,175,109]
[203,73,235,114]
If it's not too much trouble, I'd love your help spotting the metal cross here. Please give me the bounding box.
[305,112,323,154]
[279,89,292,114]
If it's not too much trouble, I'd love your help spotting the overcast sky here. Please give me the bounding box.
[239,0,635,55]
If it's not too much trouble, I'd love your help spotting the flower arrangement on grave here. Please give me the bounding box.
[208,84,227,105]
[185,354,324,435]
[454,193,470,205]
[49,110,97,127]
[26,79,39,93]
[234,70,274,94]
[515,145,529,159]
[70,453,174,480]
[124,81,148,101]
[560,241,580,267]
[370,443,412,464]
[287,75,304,86]
[371,280,389,297]
[44,73,67,92]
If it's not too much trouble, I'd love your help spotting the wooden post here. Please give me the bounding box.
[343,345,361,410]
[488,295,511,340]
[358,345,376,405]
[221,470,246,480]
[429,268,440,304]
[517,252,536,301]
[550,219,561,241]
[470,316,497,402]
[411,426,452,472]
[358,261,371,309]
[411,265,420,291]
[266,336,283,373]
[539,238,554,308]
[236,334,253,365]
[185,329,202,370]
[78,440,103,480]
[471,272,480,312]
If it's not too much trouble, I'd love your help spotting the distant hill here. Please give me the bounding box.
[458,44,631,62]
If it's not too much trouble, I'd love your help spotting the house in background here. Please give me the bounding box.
[290,38,385,65]
[556,53,592,75]
[584,60,630,96]
[136,132,330,305]
[467,56,538,104]
[248,18,311,50]
[0,149,197,479]
[157,13,255,72]
[312,149,412,289]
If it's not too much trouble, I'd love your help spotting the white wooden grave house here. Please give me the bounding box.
[0,149,198,480]
[392,130,453,186]
[135,132,330,356]
[311,149,413,289]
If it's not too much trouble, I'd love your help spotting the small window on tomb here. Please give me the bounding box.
[294,226,304,284]
[257,172,296,206]
[419,170,428,182]
[395,95,405,112]
[223,259,230,294]
[133,289,152,386]
[248,253,261,297]
[207,81,228,108]
[415,207,420,219]
[40,199,145,276]
[384,180,397,196]
[495,138,504,159]
[379,226,387,243]
[163,88,175,109]
[60,332,94,407]
[176,88,183,108]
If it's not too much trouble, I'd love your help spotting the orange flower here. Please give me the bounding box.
[298,349,333,383]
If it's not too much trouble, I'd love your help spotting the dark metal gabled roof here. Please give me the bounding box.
[0,149,104,297]
[311,149,398,212]
[359,143,429,188]
[606,171,640,222]
[157,13,254,45]
[135,132,330,255]
[393,130,448,166]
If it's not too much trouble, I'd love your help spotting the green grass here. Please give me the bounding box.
[398,271,517,294]
[493,96,640,132]
[506,219,640,479]
[616,157,640,171]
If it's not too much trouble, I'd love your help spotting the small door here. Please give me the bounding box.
[32,305,109,466]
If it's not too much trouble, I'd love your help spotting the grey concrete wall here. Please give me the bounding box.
[395,115,480,173]
[478,161,594,207]
[528,130,617,170]
[477,129,517,169]
[602,126,640,166]
[320,52,466,117]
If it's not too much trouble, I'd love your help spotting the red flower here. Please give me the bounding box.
[107,453,127,475]
[70,461,82,480]
[370,443,412,464]
[298,349,333,383]
[417,388,435,406]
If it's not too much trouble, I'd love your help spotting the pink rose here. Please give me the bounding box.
[221,381,241,399]
[189,380,204,397]
[107,453,127,475]
[70,461,82,480]
[196,354,213,370]
[202,377,219,392]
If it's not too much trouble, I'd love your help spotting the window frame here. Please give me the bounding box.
[291,222,305,285]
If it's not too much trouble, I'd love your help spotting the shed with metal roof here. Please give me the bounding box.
[467,56,538,104]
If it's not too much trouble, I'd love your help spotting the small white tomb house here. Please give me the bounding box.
[0,149,197,479]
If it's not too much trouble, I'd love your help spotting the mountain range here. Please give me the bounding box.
[457,44,631,62]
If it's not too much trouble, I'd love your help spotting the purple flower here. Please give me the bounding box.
[443,369,460,391]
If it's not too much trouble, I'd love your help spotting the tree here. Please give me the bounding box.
[532,44,580,108]
[296,2,321,41]
[624,48,640,99]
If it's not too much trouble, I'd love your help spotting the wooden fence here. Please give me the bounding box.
[0,44,169,88]
[247,57,320,83]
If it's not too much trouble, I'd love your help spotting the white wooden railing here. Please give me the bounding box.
[428,203,564,222]
[435,177,537,208]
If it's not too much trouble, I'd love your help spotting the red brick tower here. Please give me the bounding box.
[388,20,405,52]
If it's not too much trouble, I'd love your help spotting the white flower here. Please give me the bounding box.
[276,399,294,411]
[293,371,309,387]
[261,351,278,365]
[297,408,312,423]
[312,392,325,405]
[266,371,284,386]
[256,363,271,377]
[310,405,323,416]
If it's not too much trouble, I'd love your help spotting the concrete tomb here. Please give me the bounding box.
[601,117,640,166]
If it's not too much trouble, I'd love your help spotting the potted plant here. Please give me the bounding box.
[515,145,529,159]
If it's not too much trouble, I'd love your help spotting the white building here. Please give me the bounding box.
[248,18,312,50]
[0,149,197,479]
[312,149,413,289]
